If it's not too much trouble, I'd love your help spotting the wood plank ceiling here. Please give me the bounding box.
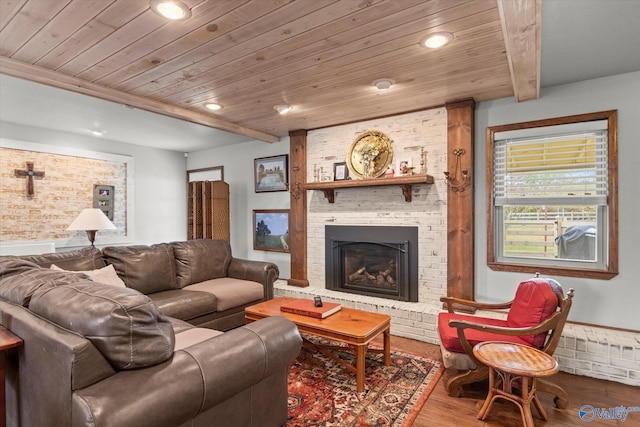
[0,0,540,143]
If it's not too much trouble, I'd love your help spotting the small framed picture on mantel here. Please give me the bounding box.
[333,162,349,181]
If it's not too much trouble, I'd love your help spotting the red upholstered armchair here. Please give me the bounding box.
[438,276,574,408]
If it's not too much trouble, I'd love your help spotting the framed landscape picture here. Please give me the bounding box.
[253,209,290,252]
[254,155,288,192]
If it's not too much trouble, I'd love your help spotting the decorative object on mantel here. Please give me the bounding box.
[444,148,470,192]
[397,158,414,176]
[346,130,393,179]
[333,162,349,181]
[67,208,116,246]
[14,161,45,198]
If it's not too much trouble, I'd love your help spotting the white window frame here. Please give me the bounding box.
[486,111,618,279]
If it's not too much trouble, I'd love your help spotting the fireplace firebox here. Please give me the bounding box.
[325,225,418,302]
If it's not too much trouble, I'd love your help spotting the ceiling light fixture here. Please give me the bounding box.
[205,102,222,111]
[372,78,395,91]
[274,104,292,115]
[149,0,192,20]
[89,129,106,137]
[420,31,454,49]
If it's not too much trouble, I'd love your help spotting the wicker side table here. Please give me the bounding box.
[473,341,559,427]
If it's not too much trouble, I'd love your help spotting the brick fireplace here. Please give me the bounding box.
[303,108,448,310]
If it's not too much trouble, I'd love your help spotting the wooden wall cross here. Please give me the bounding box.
[14,161,45,198]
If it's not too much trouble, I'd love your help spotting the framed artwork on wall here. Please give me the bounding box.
[253,209,289,252]
[93,184,115,220]
[254,155,288,192]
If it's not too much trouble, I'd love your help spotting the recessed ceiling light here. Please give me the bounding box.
[372,78,395,91]
[274,104,292,114]
[205,102,222,111]
[420,32,454,49]
[89,129,106,137]
[149,0,192,20]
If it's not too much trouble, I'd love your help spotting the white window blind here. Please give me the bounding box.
[494,123,608,206]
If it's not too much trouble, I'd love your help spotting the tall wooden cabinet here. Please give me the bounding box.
[188,181,230,241]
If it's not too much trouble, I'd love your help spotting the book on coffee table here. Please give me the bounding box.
[280,298,341,319]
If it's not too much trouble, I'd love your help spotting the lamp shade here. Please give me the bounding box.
[67,209,116,231]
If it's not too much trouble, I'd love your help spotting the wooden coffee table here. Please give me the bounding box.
[245,297,391,392]
[473,341,559,427]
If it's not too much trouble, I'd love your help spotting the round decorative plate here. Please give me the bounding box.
[346,130,393,179]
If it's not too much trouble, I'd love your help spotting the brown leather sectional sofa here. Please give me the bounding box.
[0,239,302,427]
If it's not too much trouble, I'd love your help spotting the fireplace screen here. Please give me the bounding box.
[325,225,418,302]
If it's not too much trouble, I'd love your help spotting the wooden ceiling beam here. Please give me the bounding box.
[0,57,280,143]
[497,0,542,102]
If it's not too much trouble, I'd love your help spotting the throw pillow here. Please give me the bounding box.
[50,264,126,288]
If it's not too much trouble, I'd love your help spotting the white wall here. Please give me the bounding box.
[0,121,188,246]
[187,137,291,278]
[475,71,640,331]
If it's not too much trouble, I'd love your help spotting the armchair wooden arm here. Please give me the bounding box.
[449,312,563,363]
[440,295,513,313]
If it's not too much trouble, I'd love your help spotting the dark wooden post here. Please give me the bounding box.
[445,99,475,301]
[288,130,309,287]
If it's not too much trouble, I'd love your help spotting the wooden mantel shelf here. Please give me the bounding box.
[304,174,434,203]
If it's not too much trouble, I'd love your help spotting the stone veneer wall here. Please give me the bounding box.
[275,106,640,387]
[0,147,126,242]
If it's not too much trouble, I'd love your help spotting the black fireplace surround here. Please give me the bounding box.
[325,225,418,302]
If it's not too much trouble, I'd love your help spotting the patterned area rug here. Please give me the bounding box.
[287,336,443,427]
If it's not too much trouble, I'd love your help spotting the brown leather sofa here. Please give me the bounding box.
[0,258,302,427]
[3,239,279,331]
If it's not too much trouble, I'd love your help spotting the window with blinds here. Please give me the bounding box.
[494,122,608,207]
[486,111,618,279]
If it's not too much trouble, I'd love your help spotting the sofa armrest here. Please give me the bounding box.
[72,316,301,427]
[227,258,279,300]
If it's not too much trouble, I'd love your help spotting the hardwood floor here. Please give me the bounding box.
[377,336,640,427]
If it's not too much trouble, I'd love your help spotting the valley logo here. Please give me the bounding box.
[579,405,640,423]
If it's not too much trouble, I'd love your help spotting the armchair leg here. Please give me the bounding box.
[537,378,569,409]
[445,366,489,397]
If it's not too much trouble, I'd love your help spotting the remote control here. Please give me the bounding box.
[314,296,323,307]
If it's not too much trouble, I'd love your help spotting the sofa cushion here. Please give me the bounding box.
[0,246,105,270]
[171,239,232,288]
[103,243,178,294]
[506,278,560,347]
[183,278,264,311]
[29,281,174,370]
[0,260,88,306]
[174,328,224,351]
[147,289,217,321]
[50,263,126,287]
[438,312,532,353]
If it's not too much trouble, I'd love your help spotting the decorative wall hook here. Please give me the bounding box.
[444,148,470,192]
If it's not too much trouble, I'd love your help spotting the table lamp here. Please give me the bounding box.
[67,208,116,246]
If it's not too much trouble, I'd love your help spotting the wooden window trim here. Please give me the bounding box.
[486,110,618,280]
